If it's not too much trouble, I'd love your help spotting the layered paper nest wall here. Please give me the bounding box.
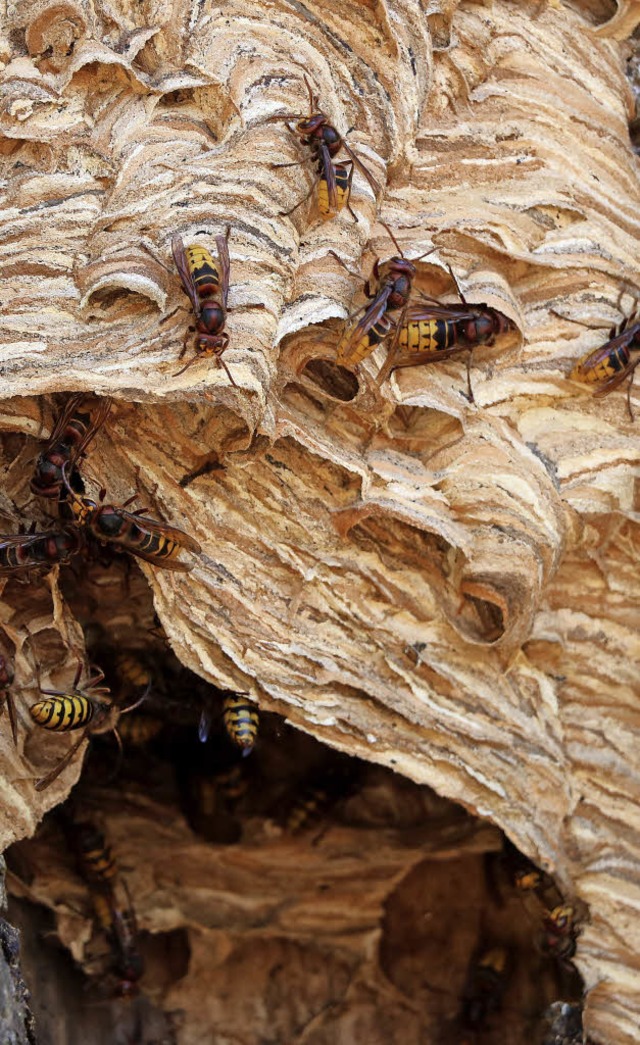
[1,0,640,1042]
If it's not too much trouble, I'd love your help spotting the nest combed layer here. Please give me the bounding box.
[1,1,640,1042]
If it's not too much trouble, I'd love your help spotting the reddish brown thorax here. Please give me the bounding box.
[296,112,342,156]
[197,302,225,334]
[373,257,417,311]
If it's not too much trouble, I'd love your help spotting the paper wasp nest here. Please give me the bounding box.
[1,0,640,1042]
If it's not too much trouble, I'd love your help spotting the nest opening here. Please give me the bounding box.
[0,517,586,1042]
[300,359,361,402]
[455,591,507,644]
[6,686,587,1043]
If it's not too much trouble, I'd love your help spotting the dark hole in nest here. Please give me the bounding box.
[301,359,360,402]
[85,286,147,313]
[159,88,196,106]
[2,519,584,1042]
[460,593,506,643]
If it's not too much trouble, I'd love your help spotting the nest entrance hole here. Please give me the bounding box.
[300,359,360,402]
[2,465,584,1043]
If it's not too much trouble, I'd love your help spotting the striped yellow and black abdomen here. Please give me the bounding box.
[223,695,258,753]
[572,342,630,384]
[30,695,93,732]
[184,245,221,299]
[337,314,395,367]
[318,163,351,217]
[601,344,629,378]
[82,844,117,883]
[76,825,118,885]
[286,787,330,833]
[398,318,455,357]
[131,527,180,562]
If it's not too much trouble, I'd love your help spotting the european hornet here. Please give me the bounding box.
[375,267,514,398]
[222,693,258,755]
[460,946,509,1035]
[268,75,380,222]
[115,650,153,691]
[283,763,358,835]
[171,226,265,382]
[29,662,145,791]
[61,464,201,572]
[0,526,83,575]
[65,816,143,996]
[90,885,144,997]
[570,311,640,419]
[118,711,164,747]
[73,821,118,889]
[540,905,577,963]
[489,838,560,908]
[511,862,562,912]
[285,784,331,835]
[30,393,112,500]
[332,223,434,370]
[513,867,545,893]
[0,653,18,746]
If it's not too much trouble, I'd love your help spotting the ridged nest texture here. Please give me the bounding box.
[1,2,640,1043]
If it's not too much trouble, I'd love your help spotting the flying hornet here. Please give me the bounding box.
[268,75,380,222]
[0,527,84,576]
[30,393,112,500]
[0,652,17,746]
[222,693,258,755]
[29,662,145,791]
[570,310,640,419]
[332,223,434,370]
[171,226,265,382]
[61,465,201,572]
[375,271,514,398]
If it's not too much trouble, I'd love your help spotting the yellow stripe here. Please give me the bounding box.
[185,246,216,270]
[92,893,113,931]
[30,695,91,731]
[335,186,347,210]
[317,181,330,214]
